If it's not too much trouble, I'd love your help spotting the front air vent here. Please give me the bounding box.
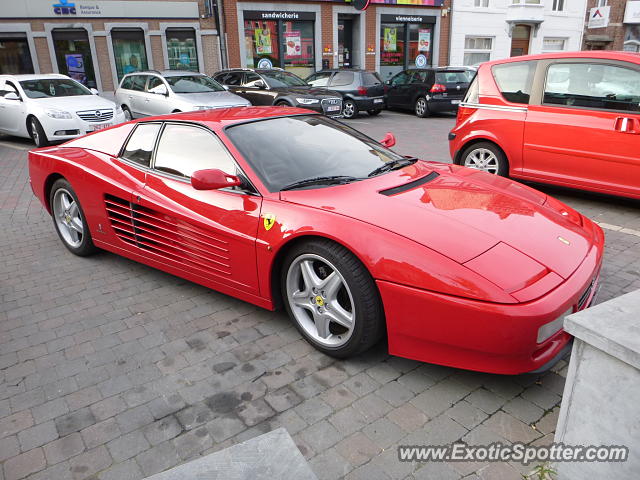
[104,194,231,277]
[379,171,439,196]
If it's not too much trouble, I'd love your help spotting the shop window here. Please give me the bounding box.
[464,36,493,66]
[166,29,199,71]
[380,23,405,80]
[408,24,432,69]
[111,29,149,82]
[244,20,280,70]
[380,18,433,80]
[52,29,96,88]
[0,35,34,75]
[281,21,315,79]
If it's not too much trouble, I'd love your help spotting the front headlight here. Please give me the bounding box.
[296,98,319,105]
[45,109,73,119]
[115,105,123,114]
[537,307,573,343]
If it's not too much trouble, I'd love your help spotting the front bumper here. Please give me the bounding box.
[42,112,127,141]
[379,241,602,375]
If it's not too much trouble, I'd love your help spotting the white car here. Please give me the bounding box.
[0,74,126,147]
[114,70,250,120]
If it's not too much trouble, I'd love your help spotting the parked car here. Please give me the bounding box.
[449,51,640,200]
[212,68,343,117]
[0,74,125,147]
[115,70,249,120]
[305,69,385,119]
[385,67,471,117]
[29,106,603,374]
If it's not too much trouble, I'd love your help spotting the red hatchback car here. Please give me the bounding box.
[449,51,640,199]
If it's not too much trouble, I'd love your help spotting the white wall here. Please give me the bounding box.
[450,0,587,66]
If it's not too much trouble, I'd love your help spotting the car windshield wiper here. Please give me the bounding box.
[367,157,418,177]
[280,176,361,191]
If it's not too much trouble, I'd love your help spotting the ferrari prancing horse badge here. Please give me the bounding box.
[263,213,276,231]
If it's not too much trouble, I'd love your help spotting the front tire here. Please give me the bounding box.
[49,179,98,256]
[460,142,508,176]
[342,100,358,119]
[122,105,132,121]
[281,239,384,358]
[415,97,430,118]
[29,117,49,147]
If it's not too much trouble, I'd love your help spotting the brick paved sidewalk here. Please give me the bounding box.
[1,138,639,480]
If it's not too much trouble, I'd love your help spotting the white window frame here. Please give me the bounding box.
[463,36,493,66]
[542,37,567,52]
[474,0,489,7]
[552,0,564,11]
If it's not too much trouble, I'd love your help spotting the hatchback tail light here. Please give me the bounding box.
[357,86,367,95]
[430,84,446,94]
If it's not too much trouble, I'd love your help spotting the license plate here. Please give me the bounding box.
[373,98,384,104]
[326,105,341,112]
[451,100,461,105]
[91,123,112,131]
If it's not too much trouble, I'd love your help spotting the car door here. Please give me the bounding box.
[142,76,170,116]
[127,75,148,117]
[137,122,262,294]
[0,80,27,135]
[523,59,640,196]
[386,71,413,108]
[238,72,275,106]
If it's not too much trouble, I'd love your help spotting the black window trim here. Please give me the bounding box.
[540,59,640,115]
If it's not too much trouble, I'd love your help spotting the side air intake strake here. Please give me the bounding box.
[379,172,439,196]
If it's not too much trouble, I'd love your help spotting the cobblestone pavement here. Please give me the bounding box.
[1,112,639,480]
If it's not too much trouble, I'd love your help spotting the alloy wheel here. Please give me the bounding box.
[30,119,40,145]
[415,98,427,116]
[285,253,355,347]
[343,101,356,118]
[52,188,84,248]
[464,148,500,174]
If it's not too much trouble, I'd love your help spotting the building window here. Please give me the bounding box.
[52,29,96,88]
[552,0,564,11]
[543,37,566,51]
[166,29,198,71]
[464,36,493,66]
[597,0,608,6]
[111,29,149,82]
[379,17,434,80]
[474,0,489,7]
[0,34,34,75]
[512,0,541,4]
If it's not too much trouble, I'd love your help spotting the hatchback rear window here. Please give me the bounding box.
[362,72,382,86]
[435,72,469,84]
[491,61,536,104]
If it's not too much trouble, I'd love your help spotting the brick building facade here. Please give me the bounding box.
[583,0,640,51]
[0,0,222,92]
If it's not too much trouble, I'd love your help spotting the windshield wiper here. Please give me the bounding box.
[367,157,418,177]
[280,176,360,191]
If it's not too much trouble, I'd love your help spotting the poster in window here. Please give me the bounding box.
[285,31,302,57]
[65,54,87,85]
[383,28,397,52]
[255,28,272,55]
[418,29,431,52]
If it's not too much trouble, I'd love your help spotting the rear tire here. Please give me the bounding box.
[29,117,49,147]
[367,109,382,116]
[276,101,291,107]
[415,97,430,118]
[342,100,358,119]
[281,239,384,358]
[49,179,98,256]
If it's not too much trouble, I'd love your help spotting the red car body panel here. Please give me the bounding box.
[29,107,605,374]
[449,51,640,199]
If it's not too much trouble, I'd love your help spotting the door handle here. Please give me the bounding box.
[614,117,639,134]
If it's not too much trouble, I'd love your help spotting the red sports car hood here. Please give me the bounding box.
[280,161,593,280]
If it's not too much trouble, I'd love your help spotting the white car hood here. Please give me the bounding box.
[29,95,116,111]
[175,91,250,107]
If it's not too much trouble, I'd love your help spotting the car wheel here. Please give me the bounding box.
[49,179,98,256]
[276,101,291,107]
[282,239,384,358]
[461,142,508,176]
[29,117,49,147]
[122,106,132,121]
[415,97,430,118]
[343,100,358,119]
[367,109,382,116]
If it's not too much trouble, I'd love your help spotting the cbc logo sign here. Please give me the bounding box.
[53,0,77,15]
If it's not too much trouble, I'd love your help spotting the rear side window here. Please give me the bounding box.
[361,72,382,86]
[121,123,161,167]
[330,72,355,87]
[491,61,536,104]
[463,75,479,104]
[120,76,134,90]
[543,62,640,112]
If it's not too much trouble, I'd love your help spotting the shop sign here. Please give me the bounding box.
[285,31,302,57]
[415,54,427,68]
[588,6,610,28]
[255,29,273,55]
[257,58,273,69]
[625,1,640,24]
[245,11,316,21]
[418,29,431,51]
[381,14,437,24]
[3,0,199,18]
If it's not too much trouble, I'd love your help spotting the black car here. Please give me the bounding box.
[385,68,471,118]
[305,69,385,119]
[212,68,343,117]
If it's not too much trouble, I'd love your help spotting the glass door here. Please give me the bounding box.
[52,29,96,88]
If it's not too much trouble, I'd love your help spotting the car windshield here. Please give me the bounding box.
[165,75,225,93]
[19,79,91,98]
[260,71,308,88]
[226,115,405,192]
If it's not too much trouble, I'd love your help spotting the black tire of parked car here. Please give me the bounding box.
[342,99,359,119]
[415,97,431,118]
[28,116,49,148]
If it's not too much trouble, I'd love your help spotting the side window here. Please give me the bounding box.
[243,72,263,87]
[217,72,242,86]
[411,71,427,84]
[307,72,332,87]
[543,62,640,112]
[121,123,161,167]
[330,71,355,87]
[492,61,536,104]
[146,76,164,92]
[463,75,479,104]
[120,76,134,90]
[390,71,411,86]
[361,72,382,86]
[130,75,147,92]
[154,124,236,179]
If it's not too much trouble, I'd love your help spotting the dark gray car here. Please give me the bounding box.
[306,69,385,119]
